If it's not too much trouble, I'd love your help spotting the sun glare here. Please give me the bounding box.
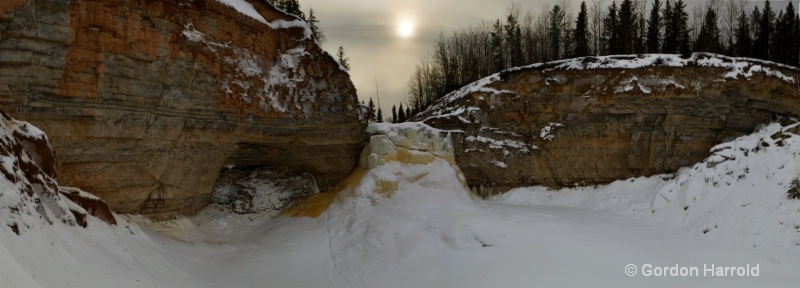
[397,19,414,38]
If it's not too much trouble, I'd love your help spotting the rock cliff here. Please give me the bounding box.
[0,0,366,219]
[413,54,800,196]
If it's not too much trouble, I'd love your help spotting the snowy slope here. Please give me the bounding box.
[499,121,800,249]
[2,122,800,287]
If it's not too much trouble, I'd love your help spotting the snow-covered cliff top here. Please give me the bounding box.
[417,53,798,122]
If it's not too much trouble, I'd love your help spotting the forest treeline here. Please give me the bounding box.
[403,0,800,119]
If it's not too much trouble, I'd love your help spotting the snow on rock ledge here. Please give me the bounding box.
[0,112,89,233]
[413,53,800,197]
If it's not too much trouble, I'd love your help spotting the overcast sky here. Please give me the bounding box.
[301,0,552,114]
[301,0,795,115]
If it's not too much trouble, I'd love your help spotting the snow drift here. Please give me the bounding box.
[2,122,800,287]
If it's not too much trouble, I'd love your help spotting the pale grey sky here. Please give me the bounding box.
[302,0,552,113]
[301,0,794,115]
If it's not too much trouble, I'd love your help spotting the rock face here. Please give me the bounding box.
[0,111,81,233]
[0,0,366,218]
[414,54,800,196]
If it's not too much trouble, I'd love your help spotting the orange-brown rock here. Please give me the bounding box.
[0,0,366,219]
[414,54,800,196]
[60,186,117,226]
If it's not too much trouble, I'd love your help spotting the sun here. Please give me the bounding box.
[397,19,414,38]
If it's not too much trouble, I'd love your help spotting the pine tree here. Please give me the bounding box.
[398,104,406,122]
[391,105,397,123]
[550,5,565,60]
[735,9,752,57]
[774,3,798,65]
[337,46,350,71]
[376,107,384,123]
[406,107,412,121]
[574,2,590,57]
[646,0,662,53]
[754,0,774,60]
[307,8,326,44]
[673,0,690,55]
[695,6,722,53]
[506,12,524,67]
[367,98,375,122]
[491,19,505,71]
[617,0,635,54]
[602,1,619,54]
[662,0,676,53]
[791,3,800,65]
[284,0,305,20]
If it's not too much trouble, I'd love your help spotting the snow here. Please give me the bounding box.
[214,0,268,24]
[499,121,800,249]
[465,135,533,154]
[490,159,507,169]
[416,53,797,123]
[539,122,564,141]
[182,24,324,117]
[213,0,312,39]
[3,122,800,287]
[0,115,78,234]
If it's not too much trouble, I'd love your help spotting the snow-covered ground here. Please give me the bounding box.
[3,122,800,287]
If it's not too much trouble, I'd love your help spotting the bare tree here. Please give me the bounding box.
[690,3,705,45]
[590,0,607,55]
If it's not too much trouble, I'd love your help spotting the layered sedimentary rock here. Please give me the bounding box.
[414,54,800,196]
[0,0,366,218]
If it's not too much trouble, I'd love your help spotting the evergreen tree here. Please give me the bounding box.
[735,9,752,57]
[506,12,524,67]
[634,13,647,54]
[673,0,690,54]
[662,0,676,53]
[367,98,375,122]
[337,46,351,71]
[617,0,635,54]
[398,104,406,122]
[574,2,590,57]
[391,105,397,123]
[406,107,412,121]
[695,6,722,53]
[284,0,305,20]
[602,1,619,54]
[754,0,774,60]
[550,5,565,60]
[491,20,505,71]
[774,3,798,65]
[307,8,326,44]
[376,107,384,123]
[646,0,662,53]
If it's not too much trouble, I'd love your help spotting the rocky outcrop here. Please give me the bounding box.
[414,54,800,196]
[0,111,82,233]
[0,0,366,218]
[210,166,319,214]
[59,186,116,226]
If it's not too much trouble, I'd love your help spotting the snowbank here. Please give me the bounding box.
[3,122,800,287]
[499,121,800,249]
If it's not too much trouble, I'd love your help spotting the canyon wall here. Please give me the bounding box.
[414,54,800,196]
[0,0,366,219]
